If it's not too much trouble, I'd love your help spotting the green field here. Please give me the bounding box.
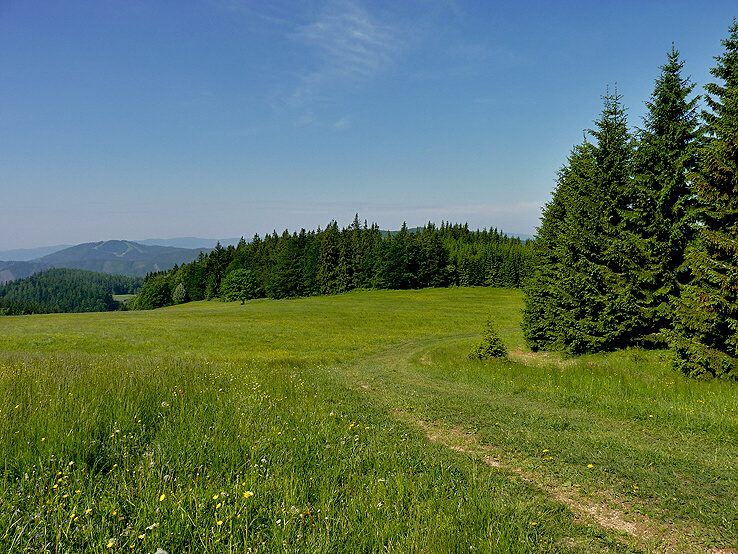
[1,288,736,553]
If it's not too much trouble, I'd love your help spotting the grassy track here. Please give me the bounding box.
[1,288,736,553]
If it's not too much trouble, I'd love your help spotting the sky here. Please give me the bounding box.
[1,1,736,250]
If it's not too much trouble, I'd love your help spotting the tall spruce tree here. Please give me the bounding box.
[523,92,646,353]
[633,46,701,338]
[522,144,593,351]
[669,21,738,379]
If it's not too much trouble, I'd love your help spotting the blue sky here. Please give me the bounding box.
[1,1,736,250]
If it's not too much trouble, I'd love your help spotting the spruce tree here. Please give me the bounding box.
[317,221,341,295]
[469,317,508,360]
[669,21,738,379]
[523,92,644,353]
[633,46,701,338]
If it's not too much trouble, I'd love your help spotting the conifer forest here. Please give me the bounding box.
[133,220,533,310]
[523,22,738,380]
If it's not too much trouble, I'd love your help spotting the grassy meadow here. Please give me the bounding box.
[1,288,736,553]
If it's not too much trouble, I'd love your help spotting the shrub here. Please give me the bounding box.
[469,317,507,360]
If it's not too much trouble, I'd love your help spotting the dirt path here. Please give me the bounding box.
[345,340,736,554]
[389,409,735,554]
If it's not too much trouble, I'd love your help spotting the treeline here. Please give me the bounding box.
[131,219,534,310]
[523,22,738,380]
[0,268,143,314]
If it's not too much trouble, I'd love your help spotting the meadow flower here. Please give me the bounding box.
[243,491,254,498]
[159,493,166,502]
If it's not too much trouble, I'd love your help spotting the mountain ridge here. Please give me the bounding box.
[0,240,213,283]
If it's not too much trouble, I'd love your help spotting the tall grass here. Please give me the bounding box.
[1,288,736,552]
[0,352,597,553]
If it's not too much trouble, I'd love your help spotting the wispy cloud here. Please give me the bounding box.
[333,116,350,130]
[287,0,403,106]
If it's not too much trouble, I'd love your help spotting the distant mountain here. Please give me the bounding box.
[0,244,72,262]
[0,240,212,283]
[137,237,242,249]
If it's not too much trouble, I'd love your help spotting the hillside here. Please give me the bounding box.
[0,240,211,283]
[0,267,142,314]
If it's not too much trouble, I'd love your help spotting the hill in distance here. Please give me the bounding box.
[0,240,214,283]
[0,237,241,261]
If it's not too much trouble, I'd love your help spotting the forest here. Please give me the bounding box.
[129,220,534,310]
[0,268,142,314]
[522,22,738,380]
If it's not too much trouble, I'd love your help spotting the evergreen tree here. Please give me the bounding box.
[317,221,341,294]
[268,231,302,299]
[633,46,701,338]
[523,92,645,353]
[469,317,508,360]
[669,21,738,379]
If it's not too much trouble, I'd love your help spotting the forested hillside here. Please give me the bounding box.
[0,268,143,314]
[130,220,533,310]
[523,22,738,380]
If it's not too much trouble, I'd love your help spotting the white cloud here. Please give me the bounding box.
[288,0,403,106]
[333,116,350,130]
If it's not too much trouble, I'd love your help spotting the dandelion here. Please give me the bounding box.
[587,464,594,469]
[159,493,166,502]
[217,520,223,526]
[243,491,254,498]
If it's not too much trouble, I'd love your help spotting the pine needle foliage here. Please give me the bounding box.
[524,46,703,356]
[668,21,738,379]
[523,92,648,354]
[469,317,508,360]
[633,45,701,336]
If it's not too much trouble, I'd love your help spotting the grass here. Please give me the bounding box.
[1,288,736,553]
